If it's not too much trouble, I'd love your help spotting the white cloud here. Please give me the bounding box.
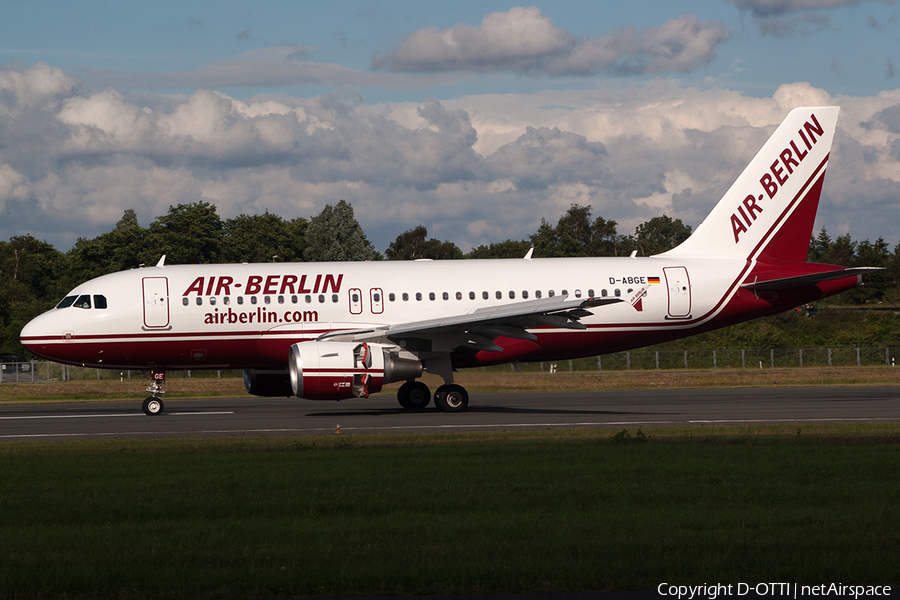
[373,8,730,77]
[3,62,900,253]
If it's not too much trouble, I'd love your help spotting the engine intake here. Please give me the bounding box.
[289,341,422,400]
[242,369,293,397]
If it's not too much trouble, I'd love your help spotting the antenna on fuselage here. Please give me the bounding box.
[523,247,534,260]
[156,255,166,268]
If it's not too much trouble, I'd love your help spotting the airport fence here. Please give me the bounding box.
[2,346,900,384]
[493,346,900,373]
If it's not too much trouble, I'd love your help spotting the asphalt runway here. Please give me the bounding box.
[2,386,900,441]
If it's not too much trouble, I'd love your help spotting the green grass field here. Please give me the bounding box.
[2,426,899,599]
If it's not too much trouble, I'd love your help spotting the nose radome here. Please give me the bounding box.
[20,313,47,341]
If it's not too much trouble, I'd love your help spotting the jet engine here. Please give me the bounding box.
[288,341,422,400]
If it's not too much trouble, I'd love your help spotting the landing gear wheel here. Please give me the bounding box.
[397,380,431,410]
[434,384,469,413]
[142,396,164,416]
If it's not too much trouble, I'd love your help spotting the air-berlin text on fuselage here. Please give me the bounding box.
[182,273,344,297]
[730,112,825,244]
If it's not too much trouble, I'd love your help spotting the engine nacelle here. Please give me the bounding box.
[242,369,293,397]
[289,341,422,400]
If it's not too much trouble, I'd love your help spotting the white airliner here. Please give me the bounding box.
[21,106,878,415]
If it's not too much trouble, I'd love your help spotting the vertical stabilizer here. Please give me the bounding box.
[661,107,839,262]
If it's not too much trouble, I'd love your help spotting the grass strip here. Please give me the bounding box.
[1,425,899,599]
[5,367,900,403]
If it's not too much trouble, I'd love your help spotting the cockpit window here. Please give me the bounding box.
[56,295,78,309]
[56,294,107,309]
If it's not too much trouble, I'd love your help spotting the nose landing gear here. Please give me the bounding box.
[142,369,166,415]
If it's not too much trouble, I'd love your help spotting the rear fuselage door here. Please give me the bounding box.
[663,266,691,319]
[142,277,170,328]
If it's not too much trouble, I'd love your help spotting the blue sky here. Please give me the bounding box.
[2,0,900,253]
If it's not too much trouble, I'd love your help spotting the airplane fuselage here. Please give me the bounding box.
[21,255,857,372]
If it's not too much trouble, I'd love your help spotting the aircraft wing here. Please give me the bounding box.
[741,267,882,292]
[318,294,623,353]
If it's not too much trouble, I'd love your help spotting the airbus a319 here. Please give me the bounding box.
[20,107,878,414]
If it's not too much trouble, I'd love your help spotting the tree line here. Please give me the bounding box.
[1,199,896,356]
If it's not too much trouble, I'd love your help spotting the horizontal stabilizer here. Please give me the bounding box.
[741,267,882,291]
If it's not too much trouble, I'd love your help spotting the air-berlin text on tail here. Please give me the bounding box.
[182,273,344,297]
[730,112,826,244]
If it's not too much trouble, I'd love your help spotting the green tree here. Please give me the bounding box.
[632,215,692,256]
[67,210,148,281]
[304,200,380,262]
[386,226,463,260]
[529,204,629,257]
[808,227,832,262]
[115,209,140,231]
[0,235,68,355]
[467,239,533,259]
[823,233,855,266]
[221,212,308,263]
[146,202,224,264]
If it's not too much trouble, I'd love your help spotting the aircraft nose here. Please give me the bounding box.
[20,313,55,359]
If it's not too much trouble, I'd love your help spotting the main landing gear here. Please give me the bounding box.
[142,369,166,416]
[396,380,469,413]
